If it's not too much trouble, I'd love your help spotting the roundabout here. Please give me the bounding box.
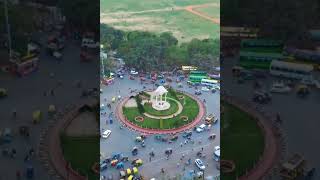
[116,86,205,134]
[221,95,281,180]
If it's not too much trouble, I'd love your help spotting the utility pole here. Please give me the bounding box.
[4,0,12,58]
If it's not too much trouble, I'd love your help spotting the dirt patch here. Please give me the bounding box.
[184,4,220,24]
[65,112,98,136]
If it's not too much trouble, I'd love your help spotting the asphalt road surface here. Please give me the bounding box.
[0,32,99,180]
[222,56,320,179]
[100,74,220,179]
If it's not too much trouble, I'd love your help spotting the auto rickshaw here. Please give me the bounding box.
[116,162,124,169]
[0,128,13,143]
[209,134,216,140]
[32,110,42,124]
[132,147,138,156]
[178,83,183,88]
[170,135,178,141]
[135,136,142,142]
[154,135,162,141]
[48,105,56,115]
[126,168,132,176]
[111,159,118,166]
[232,66,243,77]
[132,167,138,174]
[19,126,30,137]
[127,175,134,180]
[0,88,7,98]
[165,148,172,155]
[297,85,309,97]
[132,159,143,167]
[119,170,126,178]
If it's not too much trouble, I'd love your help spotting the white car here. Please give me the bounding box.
[270,82,291,93]
[101,130,111,138]
[214,149,220,162]
[301,78,314,86]
[214,146,220,151]
[201,87,210,91]
[130,70,138,75]
[195,159,206,170]
[196,124,206,133]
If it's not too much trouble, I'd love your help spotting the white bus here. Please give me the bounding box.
[270,60,314,80]
[201,79,219,87]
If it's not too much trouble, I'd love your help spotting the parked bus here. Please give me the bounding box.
[190,71,207,76]
[241,39,283,49]
[239,51,285,69]
[270,60,314,80]
[284,47,320,70]
[201,79,218,87]
[189,71,207,83]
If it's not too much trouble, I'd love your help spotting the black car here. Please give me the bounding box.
[182,131,192,138]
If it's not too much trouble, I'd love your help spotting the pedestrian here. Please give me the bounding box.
[177,163,180,168]
[11,148,16,158]
[12,109,17,118]
[16,170,21,180]
[180,142,183,147]
[149,156,152,162]
[29,148,35,157]
[50,89,55,96]
[24,154,29,162]
[201,147,204,151]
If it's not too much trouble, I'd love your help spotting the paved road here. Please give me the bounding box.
[0,31,99,180]
[222,56,320,179]
[100,75,220,179]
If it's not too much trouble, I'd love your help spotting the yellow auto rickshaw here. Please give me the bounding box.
[132,159,143,167]
[132,167,138,174]
[32,110,42,124]
[126,168,132,175]
[0,88,7,97]
[112,97,116,103]
[48,105,56,114]
[127,175,134,180]
[296,85,309,97]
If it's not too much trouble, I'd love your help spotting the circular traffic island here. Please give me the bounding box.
[117,87,204,134]
[221,100,272,180]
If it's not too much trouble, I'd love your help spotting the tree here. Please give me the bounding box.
[58,0,99,32]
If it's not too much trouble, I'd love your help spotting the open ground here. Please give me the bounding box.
[100,0,220,42]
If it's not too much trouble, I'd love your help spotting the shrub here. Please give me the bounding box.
[168,88,177,100]
[135,95,145,114]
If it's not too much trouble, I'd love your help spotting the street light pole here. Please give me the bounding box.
[4,0,12,58]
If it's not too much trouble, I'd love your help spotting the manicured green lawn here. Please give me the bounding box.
[123,91,199,129]
[143,98,179,116]
[221,102,265,180]
[60,135,99,180]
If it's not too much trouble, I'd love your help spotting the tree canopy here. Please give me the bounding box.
[100,24,219,72]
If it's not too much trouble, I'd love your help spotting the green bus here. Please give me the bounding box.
[239,51,286,69]
[188,71,207,83]
[240,39,283,53]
